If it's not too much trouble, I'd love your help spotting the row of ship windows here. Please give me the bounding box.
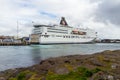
[41,35,91,38]
[34,29,41,31]
[34,28,68,32]
[34,31,68,34]
[47,28,68,31]
[47,30,68,34]
[63,35,87,38]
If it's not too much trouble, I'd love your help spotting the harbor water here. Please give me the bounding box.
[0,43,120,71]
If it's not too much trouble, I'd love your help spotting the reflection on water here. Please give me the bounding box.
[0,43,120,71]
[30,46,42,64]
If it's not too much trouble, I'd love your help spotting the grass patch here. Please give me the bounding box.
[46,66,101,80]
[9,67,101,80]
[9,70,35,80]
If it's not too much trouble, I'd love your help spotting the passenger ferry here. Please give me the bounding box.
[30,17,97,44]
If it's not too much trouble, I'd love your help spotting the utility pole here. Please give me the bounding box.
[17,20,19,39]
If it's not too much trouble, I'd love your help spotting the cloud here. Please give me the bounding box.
[0,0,119,39]
[95,0,120,25]
[40,11,57,18]
[83,17,120,39]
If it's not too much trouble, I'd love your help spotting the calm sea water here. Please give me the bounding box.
[0,43,120,71]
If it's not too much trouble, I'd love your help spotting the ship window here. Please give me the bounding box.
[66,36,68,38]
[76,36,79,38]
[44,35,49,37]
[52,35,55,37]
[72,36,75,38]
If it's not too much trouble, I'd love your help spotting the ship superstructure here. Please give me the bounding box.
[30,17,97,44]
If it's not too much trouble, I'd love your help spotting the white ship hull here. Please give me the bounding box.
[39,36,95,44]
[30,25,97,44]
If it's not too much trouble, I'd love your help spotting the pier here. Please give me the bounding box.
[0,42,30,46]
[0,36,30,46]
[96,39,120,43]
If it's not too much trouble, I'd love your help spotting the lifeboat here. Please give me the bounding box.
[78,31,86,35]
[72,30,79,34]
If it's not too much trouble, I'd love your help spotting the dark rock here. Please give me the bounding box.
[55,67,69,74]
[25,74,33,80]
[40,60,45,65]
[0,77,5,80]
[90,58,103,66]
[64,60,70,64]
[48,60,55,65]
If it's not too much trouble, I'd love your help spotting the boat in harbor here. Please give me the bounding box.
[30,17,97,44]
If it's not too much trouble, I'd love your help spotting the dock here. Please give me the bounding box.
[96,39,120,43]
[0,42,30,46]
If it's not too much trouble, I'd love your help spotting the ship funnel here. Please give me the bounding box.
[60,17,68,26]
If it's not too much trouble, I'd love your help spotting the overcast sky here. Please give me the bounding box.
[0,0,120,39]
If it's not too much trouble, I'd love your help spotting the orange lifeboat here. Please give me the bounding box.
[78,31,86,35]
[72,30,79,34]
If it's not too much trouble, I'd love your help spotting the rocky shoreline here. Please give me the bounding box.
[0,50,120,80]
